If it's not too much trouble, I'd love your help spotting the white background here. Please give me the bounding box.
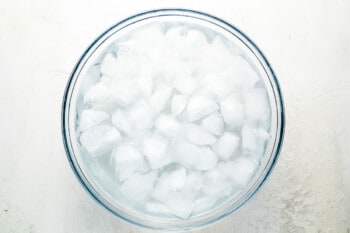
[0,0,349,232]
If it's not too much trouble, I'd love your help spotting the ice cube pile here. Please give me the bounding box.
[77,23,271,219]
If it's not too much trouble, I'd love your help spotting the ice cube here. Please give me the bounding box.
[173,75,198,95]
[211,36,235,64]
[111,109,132,135]
[171,140,200,168]
[155,114,181,138]
[111,145,149,182]
[241,125,257,152]
[136,75,154,97]
[182,172,203,200]
[128,100,154,130]
[185,29,208,46]
[82,64,100,90]
[220,94,244,130]
[114,47,148,78]
[115,36,157,75]
[232,56,259,89]
[193,147,218,171]
[171,94,187,116]
[120,171,157,203]
[201,112,224,136]
[244,88,270,121]
[186,123,217,146]
[132,23,165,43]
[187,96,219,121]
[109,78,140,106]
[163,26,186,61]
[165,26,185,46]
[79,125,121,156]
[84,82,111,105]
[79,109,109,131]
[193,196,217,214]
[142,134,171,169]
[149,85,173,115]
[129,24,166,60]
[100,53,119,76]
[158,57,189,83]
[153,167,187,202]
[202,169,232,198]
[99,75,112,85]
[194,88,217,100]
[163,167,187,191]
[241,124,269,156]
[212,132,240,161]
[256,128,271,140]
[219,157,258,187]
[181,29,209,60]
[199,74,233,97]
[145,201,171,215]
[162,192,194,219]
[89,99,117,115]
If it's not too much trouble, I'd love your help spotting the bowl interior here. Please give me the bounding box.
[62,9,284,231]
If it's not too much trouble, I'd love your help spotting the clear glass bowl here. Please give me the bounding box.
[62,9,284,231]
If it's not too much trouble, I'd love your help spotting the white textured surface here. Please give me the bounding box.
[0,0,349,232]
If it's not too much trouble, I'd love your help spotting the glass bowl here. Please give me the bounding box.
[62,9,284,231]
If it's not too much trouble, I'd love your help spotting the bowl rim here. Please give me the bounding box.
[61,8,285,231]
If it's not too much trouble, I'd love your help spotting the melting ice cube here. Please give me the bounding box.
[162,192,194,219]
[186,96,219,121]
[182,172,203,200]
[244,88,270,121]
[111,109,132,135]
[120,171,157,203]
[171,140,201,168]
[193,196,218,214]
[79,109,109,131]
[212,132,240,161]
[219,157,258,187]
[193,147,218,171]
[79,125,121,156]
[201,112,224,136]
[109,78,140,107]
[186,123,217,146]
[145,201,171,215]
[142,134,171,169]
[100,53,119,77]
[232,56,259,90]
[153,167,187,202]
[202,169,232,199]
[171,94,187,116]
[220,94,244,130]
[83,82,111,105]
[149,85,173,115]
[128,100,154,130]
[111,145,149,182]
[241,124,270,157]
[155,114,181,138]
[173,75,198,95]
